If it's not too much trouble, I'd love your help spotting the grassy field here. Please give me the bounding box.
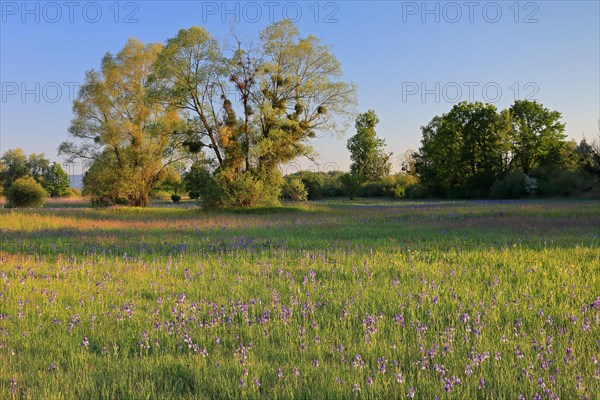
[0,200,598,399]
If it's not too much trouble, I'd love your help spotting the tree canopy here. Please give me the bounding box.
[59,21,356,207]
[152,20,356,207]
[347,109,391,182]
[59,38,184,207]
[414,100,588,198]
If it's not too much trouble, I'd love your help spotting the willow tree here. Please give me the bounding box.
[59,39,183,207]
[152,20,356,207]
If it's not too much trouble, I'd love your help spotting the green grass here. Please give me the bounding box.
[0,200,598,399]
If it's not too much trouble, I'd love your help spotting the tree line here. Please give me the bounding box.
[0,149,74,207]
[2,21,598,207]
[413,101,599,198]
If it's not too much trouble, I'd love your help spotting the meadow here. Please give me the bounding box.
[0,200,598,399]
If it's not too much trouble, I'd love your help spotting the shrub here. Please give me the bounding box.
[282,177,308,201]
[171,194,181,203]
[321,172,345,197]
[524,175,538,196]
[391,174,419,198]
[83,158,130,206]
[69,187,82,197]
[6,176,47,208]
[298,172,324,200]
[221,174,281,208]
[340,173,361,199]
[529,167,584,197]
[199,172,282,209]
[355,174,419,198]
[358,181,386,197]
[489,172,527,199]
[151,190,172,201]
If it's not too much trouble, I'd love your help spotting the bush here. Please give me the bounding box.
[83,158,130,206]
[355,174,419,199]
[358,181,386,197]
[6,176,47,208]
[340,173,361,199]
[282,177,308,201]
[196,171,282,209]
[69,187,82,197]
[321,172,345,197]
[298,172,324,200]
[529,167,589,197]
[489,172,527,199]
[171,194,181,203]
[151,190,172,201]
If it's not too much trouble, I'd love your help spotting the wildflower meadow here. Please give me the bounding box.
[0,200,598,399]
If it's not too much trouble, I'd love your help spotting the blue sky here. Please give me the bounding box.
[1,0,599,173]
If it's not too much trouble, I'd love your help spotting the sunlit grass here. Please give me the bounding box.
[0,200,598,399]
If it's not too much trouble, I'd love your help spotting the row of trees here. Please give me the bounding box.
[414,101,599,198]
[59,20,356,207]
[1,148,71,198]
[277,101,598,202]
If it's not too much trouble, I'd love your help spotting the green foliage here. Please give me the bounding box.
[151,190,173,201]
[82,152,130,206]
[1,148,29,189]
[154,163,184,195]
[388,174,419,198]
[281,177,308,201]
[489,172,528,199]
[347,110,391,182]
[27,153,51,183]
[529,167,593,197]
[413,100,593,199]
[340,173,361,199]
[59,38,184,207]
[6,176,47,208]
[184,161,219,203]
[416,101,506,197]
[285,171,345,200]
[575,138,600,181]
[1,148,51,190]
[187,163,281,208]
[509,100,566,173]
[171,194,181,203]
[42,162,71,198]
[152,21,356,208]
[355,174,419,199]
[296,172,325,200]
[215,172,282,208]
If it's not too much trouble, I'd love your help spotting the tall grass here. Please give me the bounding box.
[0,200,598,399]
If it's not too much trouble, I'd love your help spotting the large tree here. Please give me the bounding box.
[152,21,356,207]
[59,39,183,207]
[508,100,566,173]
[347,110,391,182]
[415,102,508,197]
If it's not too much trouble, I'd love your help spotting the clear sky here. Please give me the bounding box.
[1,0,599,174]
